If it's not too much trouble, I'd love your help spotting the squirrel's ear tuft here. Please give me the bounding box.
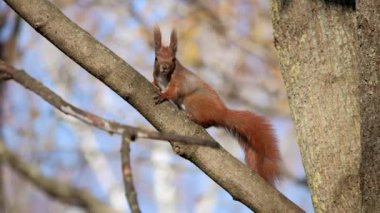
[170,29,177,54]
[153,26,162,52]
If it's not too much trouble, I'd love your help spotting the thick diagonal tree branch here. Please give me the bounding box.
[0,140,117,213]
[4,0,302,212]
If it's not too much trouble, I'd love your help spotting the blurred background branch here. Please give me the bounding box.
[0,140,117,213]
[0,9,21,212]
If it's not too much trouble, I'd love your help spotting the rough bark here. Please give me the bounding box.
[0,77,5,213]
[271,0,379,212]
[4,0,303,212]
[356,1,380,212]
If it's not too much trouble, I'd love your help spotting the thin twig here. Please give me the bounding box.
[121,133,141,213]
[0,140,117,213]
[0,61,218,147]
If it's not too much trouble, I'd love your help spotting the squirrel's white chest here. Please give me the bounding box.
[157,76,169,91]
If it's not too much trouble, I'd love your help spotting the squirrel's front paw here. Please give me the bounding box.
[154,93,167,105]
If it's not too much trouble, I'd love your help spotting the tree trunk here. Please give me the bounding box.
[271,0,379,212]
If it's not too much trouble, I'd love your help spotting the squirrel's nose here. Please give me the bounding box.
[161,64,169,71]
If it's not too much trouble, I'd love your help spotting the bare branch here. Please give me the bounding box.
[121,134,141,213]
[0,140,117,213]
[0,61,218,147]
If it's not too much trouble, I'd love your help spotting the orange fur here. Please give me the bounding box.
[152,27,280,185]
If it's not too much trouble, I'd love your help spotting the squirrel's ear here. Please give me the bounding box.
[153,26,161,51]
[170,29,177,54]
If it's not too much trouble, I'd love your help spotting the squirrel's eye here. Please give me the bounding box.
[172,58,176,62]
[155,57,157,61]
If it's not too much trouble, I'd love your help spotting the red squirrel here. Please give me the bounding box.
[152,27,280,185]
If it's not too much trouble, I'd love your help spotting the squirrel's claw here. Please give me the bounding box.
[154,93,167,105]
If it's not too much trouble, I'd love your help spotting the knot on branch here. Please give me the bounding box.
[0,60,14,80]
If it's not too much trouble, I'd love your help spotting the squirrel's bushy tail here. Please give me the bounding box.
[217,110,280,185]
